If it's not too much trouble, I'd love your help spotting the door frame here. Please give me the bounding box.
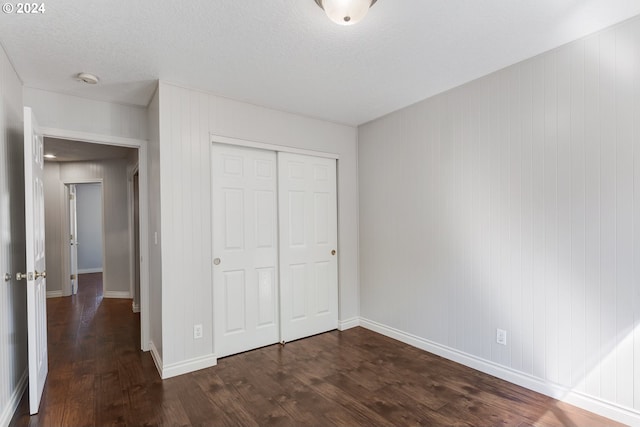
[210,134,340,160]
[41,127,151,352]
[128,164,140,312]
[62,180,105,296]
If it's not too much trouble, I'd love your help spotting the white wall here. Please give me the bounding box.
[155,82,358,374]
[76,183,103,272]
[44,159,133,297]
[358,17,640,425]
[0,45,27,427]
[23,88,147,140]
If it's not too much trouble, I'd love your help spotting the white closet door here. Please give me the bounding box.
[212,144,279,358]
[278,153,338,342]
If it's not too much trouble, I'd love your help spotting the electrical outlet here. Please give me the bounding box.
[496,328,507,346]
[193,324,203,339]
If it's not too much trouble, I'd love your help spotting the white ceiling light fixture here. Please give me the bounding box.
[314,0,377,26]
[75,72,99,84]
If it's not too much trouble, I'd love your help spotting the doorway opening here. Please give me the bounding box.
[65,182,105,296]
[40,132,150,351]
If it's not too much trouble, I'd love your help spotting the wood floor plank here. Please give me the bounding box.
[61,373,95,427]
[95,370,127,426]
[9,273,624,427]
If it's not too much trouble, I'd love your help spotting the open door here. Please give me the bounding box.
[18,107,48,414]
[68,184,78,295]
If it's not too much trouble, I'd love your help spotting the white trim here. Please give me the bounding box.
[103,291,131,299]
[127,165,136,310]
[132,302,140,313]
[338,317,360,331]
[62,178,103,185]
[150,334,215,382]
[78,268,103,274]
[149,341,163,379]
[210,134,339,160]
[359,317,640,426]
[46,290,63,299]
[39,126,150,353]
[40,127,147,148]
[150,339,217,380]
[161,354,217,379]
[138,143,150,351]
[0,370,27,427]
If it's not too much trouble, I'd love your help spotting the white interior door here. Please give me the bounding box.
[22,107,48,414]
[212,144,280,358]
[68,184,78,295]
[278,153,338,343]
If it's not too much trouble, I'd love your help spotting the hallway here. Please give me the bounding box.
[10,273,152,426]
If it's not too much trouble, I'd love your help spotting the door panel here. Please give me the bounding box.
[23,107,48,414]
[212,144,279,358]
[278,153,338,343]
[256,267,276,326]
[224,270,246,333]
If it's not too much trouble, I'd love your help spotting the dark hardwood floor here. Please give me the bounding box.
[10,273,621,426]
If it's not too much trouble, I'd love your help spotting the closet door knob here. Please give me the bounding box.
[331,250,336,256]
[213,258,221,265]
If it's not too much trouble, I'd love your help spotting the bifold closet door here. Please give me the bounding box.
[278,153,338,343]
[212,144,279,358]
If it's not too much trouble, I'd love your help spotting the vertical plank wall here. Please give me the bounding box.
[358,17,640,421]
[0,45,27,426]
[156,82,358,371]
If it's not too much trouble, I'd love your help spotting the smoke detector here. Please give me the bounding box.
[76,72,99,84]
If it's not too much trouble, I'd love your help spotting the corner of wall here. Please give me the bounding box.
[146,84,162,355]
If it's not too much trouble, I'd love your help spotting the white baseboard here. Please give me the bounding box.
[162,353,217,379]
[103,291,131,299]
[46,290,63,298]
[78,268,103,274]
[0,369,27,427]
[359,317,640,426]
[132,302,140,313]
[149,341,163,379]
[149,341,217,380]
[338,317,360,331]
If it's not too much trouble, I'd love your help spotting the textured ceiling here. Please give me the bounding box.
[2,1,640,125]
